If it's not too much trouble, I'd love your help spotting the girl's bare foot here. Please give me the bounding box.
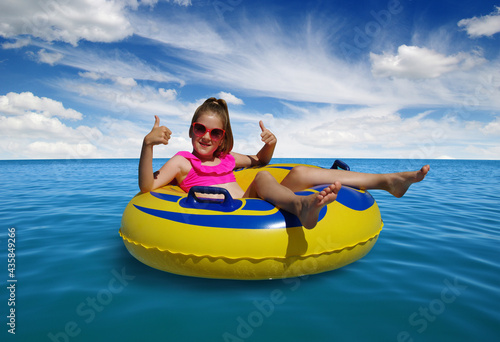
[387,165,430,198]
[299,181,341,229]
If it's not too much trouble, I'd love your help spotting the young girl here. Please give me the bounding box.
[139,98,430,229]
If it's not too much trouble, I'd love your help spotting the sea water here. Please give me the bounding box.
[0,158,499,342]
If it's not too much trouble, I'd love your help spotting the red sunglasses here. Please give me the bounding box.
[192,122,225,141]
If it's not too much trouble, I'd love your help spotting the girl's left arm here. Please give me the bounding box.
[233,120,277,168]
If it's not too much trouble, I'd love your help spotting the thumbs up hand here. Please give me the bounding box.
[259,120,277,147]
[144,115,172,146]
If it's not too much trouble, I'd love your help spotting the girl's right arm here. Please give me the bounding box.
[138,116,177,193]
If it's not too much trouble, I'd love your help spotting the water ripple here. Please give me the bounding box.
[1,159,499,341]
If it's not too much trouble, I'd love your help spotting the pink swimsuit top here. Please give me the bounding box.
[175,151,237,192]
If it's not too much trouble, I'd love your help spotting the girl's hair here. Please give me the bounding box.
[190,97,234,157]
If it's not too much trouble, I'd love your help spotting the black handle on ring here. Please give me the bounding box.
[186,186,235,208]
[331,159,351,171]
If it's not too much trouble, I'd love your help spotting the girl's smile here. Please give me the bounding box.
[191,113,224,161]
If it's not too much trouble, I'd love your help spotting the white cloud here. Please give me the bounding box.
[67,80,189,119]
[115,77,138,87]
[482,116,500,135]
[0,112,95,158]
[165,19,384,106]
[27,141,97,158]
[370,45,485,79]
[26,10,494,115]
[78,71,101,81]
[0,92,82,120]
[41,44,184,85]
[1,91,499,160]
[217,92,244,105]
[1,7,499,160]
[133,0,191,7]
[169,0,192,6]
[130,13,231,55]
[79,71,138,87]
[159,88,178,101]
[0,0,194,47]
[0,101,152,160]
[37,49,64,65]
[138,15,492,110]
[0,118,99,160]
[0,0,136,46]
[458,6,500,38]
[251,104,500,160]
[2,38,31,49]
[39,13,498,161]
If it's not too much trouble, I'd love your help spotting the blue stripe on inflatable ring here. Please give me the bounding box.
[133,204,316,229]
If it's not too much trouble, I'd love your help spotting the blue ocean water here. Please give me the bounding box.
[1,158,499,342]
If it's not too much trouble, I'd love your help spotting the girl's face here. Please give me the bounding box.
[191,113,225,159]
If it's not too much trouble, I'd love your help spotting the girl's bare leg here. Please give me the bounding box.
[244,171,341,229]
[280,165,430,197]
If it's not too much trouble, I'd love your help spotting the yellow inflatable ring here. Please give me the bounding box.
[119,163,383,280]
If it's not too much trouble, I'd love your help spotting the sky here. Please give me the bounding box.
[1,0,499,160]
